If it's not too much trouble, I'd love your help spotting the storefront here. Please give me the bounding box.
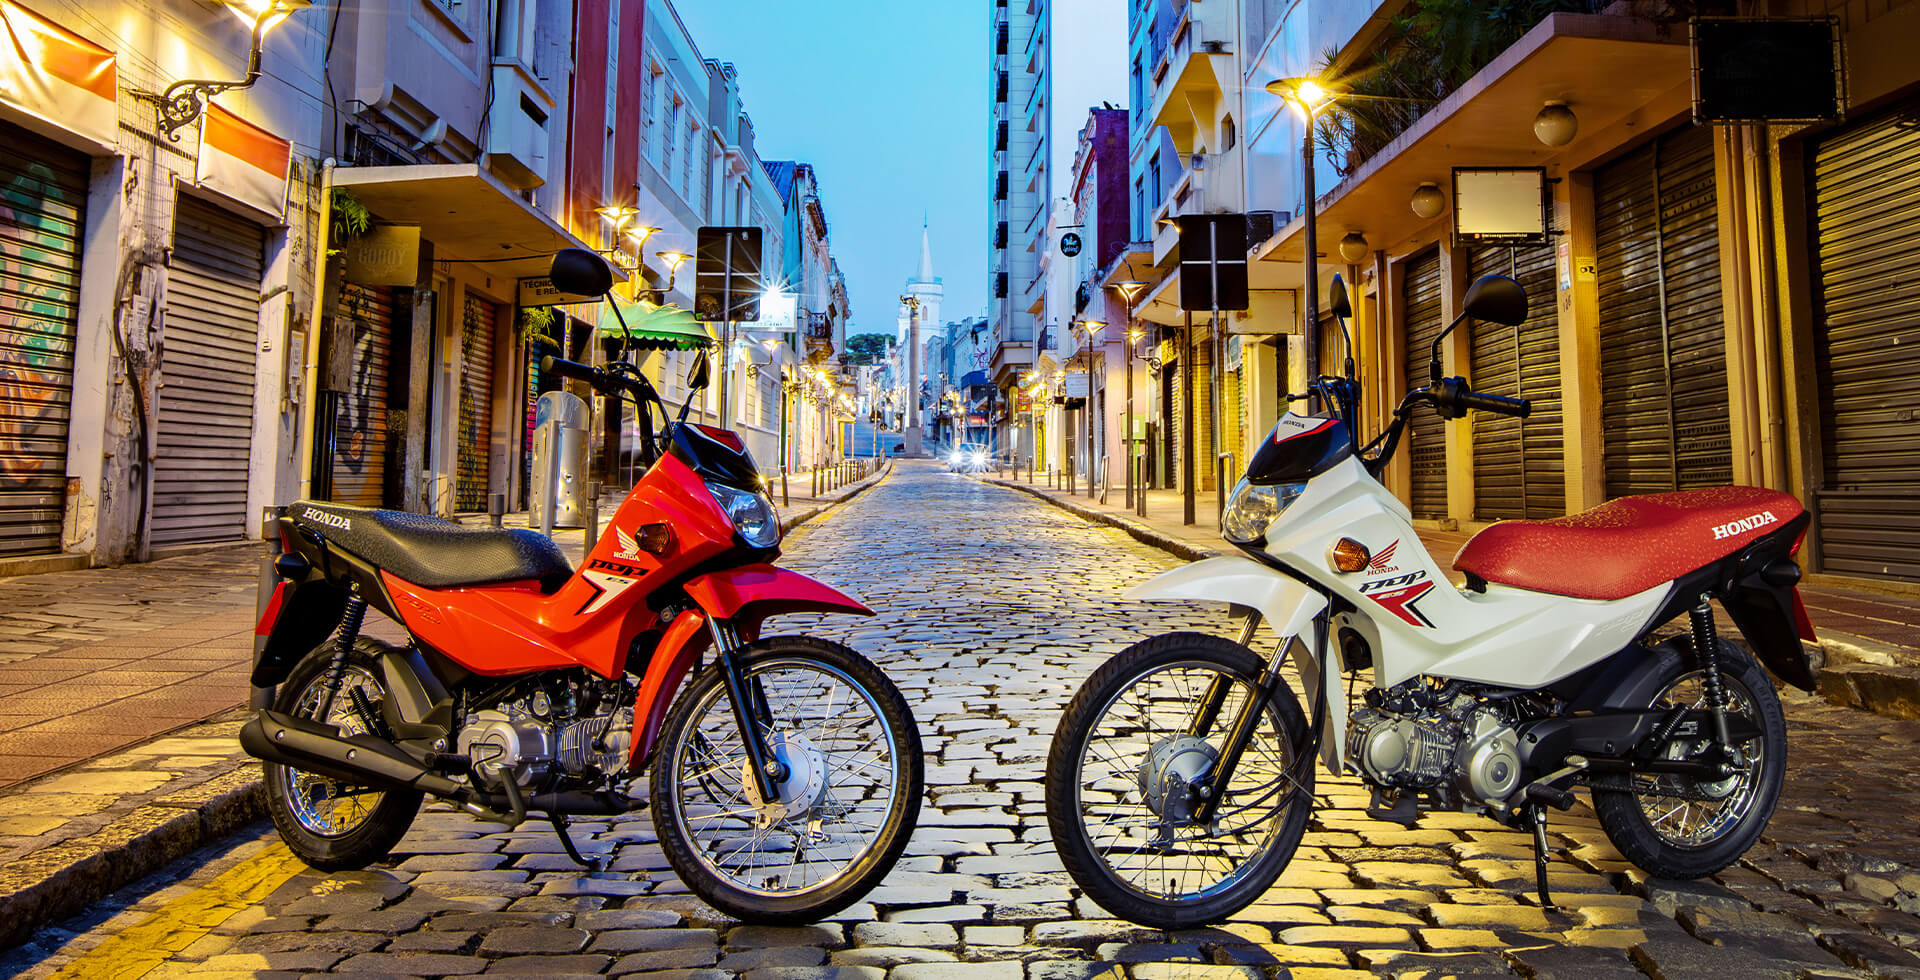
[1401,248,1447,521]
[1807,93,1920,583]
[1467,242,1563,520]
[151,195,267,547]
[1594,124,1732,499]
[0,123,87,558]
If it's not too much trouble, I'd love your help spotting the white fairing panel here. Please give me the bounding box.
[1262,453,1666,688]
[1123,557,1327,641]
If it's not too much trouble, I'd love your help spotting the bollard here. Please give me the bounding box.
[781,466,790,508]
[811,465,819,498]
[488,493,505,528]
[1066,455,1076,495]
[1136,454,1148,518]
[1216,452,1235,521]
[1100,455,1110,505]
[583,482,600,553]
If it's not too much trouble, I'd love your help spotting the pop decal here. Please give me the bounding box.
[1359,569,1437,628]
[576,527,647,615]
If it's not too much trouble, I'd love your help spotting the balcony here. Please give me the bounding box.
[1145,0,1234,156]
[803,311,833,356]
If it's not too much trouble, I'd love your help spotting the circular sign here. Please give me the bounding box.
[1060,232,1082,257]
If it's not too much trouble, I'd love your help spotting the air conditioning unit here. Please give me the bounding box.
[485,67,552,189]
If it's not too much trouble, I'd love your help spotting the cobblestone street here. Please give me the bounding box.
[9,460,1920,978]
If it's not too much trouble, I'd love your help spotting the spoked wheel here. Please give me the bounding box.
[1045,632,1313,928]
[262,638,423,870]
[650,636,922,923]
[1593,639,1786,879]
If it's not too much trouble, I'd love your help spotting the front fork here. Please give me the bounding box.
[707,618,785,804]
[1187,610,1326,825]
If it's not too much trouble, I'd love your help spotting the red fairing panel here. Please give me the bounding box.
[1454,486,1805,600]
[681,564,874,626]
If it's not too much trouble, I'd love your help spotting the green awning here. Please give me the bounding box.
[596,296,713,350]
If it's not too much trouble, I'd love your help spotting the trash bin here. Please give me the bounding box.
[530,390,591,533]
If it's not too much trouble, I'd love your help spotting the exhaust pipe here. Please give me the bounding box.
[240,710,642,818]
[241,710,471,799]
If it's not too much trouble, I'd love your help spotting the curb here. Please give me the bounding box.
[985,477,1220,562]
[0,711,265,952]
[988,476,1920,724]
[0,463,892,953]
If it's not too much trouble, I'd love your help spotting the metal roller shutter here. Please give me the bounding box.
[330,284,397,507]
[153,197,264,548]
[456,293,498,513]
[1402,249,1447,519]
[1810,96,1920,582]
[1162,354,1179,489]
[1469,244,1564,519]
[1595,125,1730,499]
[0,125,87,558]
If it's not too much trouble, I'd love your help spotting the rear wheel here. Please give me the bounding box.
[1592,639,1786,879]
[262,639,423,871]
[1045,632,1314,928]
[650,636,922,923]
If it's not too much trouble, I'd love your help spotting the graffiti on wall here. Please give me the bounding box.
[0,159,82,502]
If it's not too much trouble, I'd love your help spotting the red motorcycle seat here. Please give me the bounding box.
[1452,486,1804,600]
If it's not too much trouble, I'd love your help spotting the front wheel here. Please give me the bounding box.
[1045,632,1314,928]
[1592,638,1787,879]
[650,636,922,923]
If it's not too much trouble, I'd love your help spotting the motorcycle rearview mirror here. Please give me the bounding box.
[1429,274,1528,385]
[687,350,711,391]
[549,248,613,298]
[1327,275,1352,320]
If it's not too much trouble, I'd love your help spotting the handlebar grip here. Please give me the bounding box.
[1459,389,1532,418]
[541,355,602,387]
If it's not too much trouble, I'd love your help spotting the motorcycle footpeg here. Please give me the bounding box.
[1524,782,1576,811]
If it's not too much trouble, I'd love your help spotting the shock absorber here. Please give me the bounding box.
[316,587,368,721]
[1688,595,1735,764]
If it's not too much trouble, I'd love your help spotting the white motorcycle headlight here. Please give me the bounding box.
[1220,480,1306,544]
[708,481,780,549]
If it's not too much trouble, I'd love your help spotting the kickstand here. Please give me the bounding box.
[1528,804,1557,913]
[550,812,603,872]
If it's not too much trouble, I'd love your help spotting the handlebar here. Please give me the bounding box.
[1459,388,1532,418]
[541,355,604,388]
[540,354,667,466]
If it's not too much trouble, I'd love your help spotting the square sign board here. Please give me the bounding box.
[1453,168,1547,246]
[693,226,764,322]
[1693,18,1843,124]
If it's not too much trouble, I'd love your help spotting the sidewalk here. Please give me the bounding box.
[985,471,1920,714]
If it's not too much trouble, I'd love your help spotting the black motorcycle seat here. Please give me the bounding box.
[286,501,573,590]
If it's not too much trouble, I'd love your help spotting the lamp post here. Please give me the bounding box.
[1265,77,1340,409]
[143,0,311,140]
[1108,281,1147,508]
[1076,319,1105,498]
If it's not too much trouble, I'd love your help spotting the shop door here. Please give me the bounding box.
[330,284,399,507]
[153,196,264,548]
[1810,97,1920,582]
[1401,248,1447,519]
[1468,244,1564,519]
[1594,125,1730,499]
[0,125,87,558]
[1161,356,1178,489]
[456,294,497,513]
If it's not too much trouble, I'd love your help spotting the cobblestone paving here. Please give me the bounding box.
[11,460,1920,978]
[0,548,263,662]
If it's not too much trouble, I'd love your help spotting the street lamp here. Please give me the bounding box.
[1107,280,1148,508]
[1265,75,1342,404]
[143,0,311,141]
[1075,319,1105,498]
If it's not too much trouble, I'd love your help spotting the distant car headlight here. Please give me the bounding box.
[969,451,986,465]
[708,481,780,549]
[1220,480,1306,545]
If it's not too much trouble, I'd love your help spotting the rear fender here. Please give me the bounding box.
[252,570,346,688]
[681,564,874,632]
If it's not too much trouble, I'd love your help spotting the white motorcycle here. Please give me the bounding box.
[1044,273,1818,928]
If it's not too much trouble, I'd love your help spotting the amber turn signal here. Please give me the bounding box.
[1329,537,1371,573]
[637,523,675,555]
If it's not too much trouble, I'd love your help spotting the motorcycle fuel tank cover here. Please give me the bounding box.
[1246,413,1353,486]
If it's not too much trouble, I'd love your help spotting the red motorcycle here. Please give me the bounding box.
[243,249,921,922]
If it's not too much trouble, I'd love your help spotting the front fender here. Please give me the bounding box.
[1124,556,1326,640]
[682,564,875,626]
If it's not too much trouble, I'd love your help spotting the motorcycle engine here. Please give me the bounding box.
[456,676,635,792]
[1346,688,1524,810]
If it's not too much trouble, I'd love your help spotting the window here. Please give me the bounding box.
[683,120,697,200]
[1148,155,1162,210]
[662,98,679,175]
[1134,178,1146,239]
[493,0,538,67]
[1222,115,1236,151]
[640,61,657,161]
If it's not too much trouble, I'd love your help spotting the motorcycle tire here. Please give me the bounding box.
[1045,631,1314,928]
[263,638,423,871]
[650,636,922,923]
[1592,637,1787,880]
